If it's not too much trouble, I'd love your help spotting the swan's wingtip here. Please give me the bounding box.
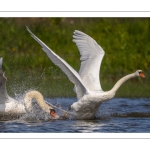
[26,26,32,34]
[26,26,30,32]
[74,30,81,34]
[73,30,87,36]
[26,26,36,39]
[74,30,80,33]
[26,26,29,30]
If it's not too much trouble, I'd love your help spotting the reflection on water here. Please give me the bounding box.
[0,97,150,133]
[71,120,106,133]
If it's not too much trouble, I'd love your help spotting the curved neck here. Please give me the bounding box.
[24,90,53,113]
[110,73,136,94]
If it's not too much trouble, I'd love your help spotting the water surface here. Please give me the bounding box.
[1,97,150,133]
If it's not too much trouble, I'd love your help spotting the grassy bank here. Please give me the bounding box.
[0,18,150,98]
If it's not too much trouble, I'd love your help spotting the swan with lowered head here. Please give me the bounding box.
[0,58,54,119]
[27,27,145,119]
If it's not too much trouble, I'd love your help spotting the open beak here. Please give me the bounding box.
[139,72,146,78]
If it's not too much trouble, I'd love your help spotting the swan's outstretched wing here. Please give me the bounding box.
[73,30,105,91]
[0,58,10,104]
[26,27,89,99]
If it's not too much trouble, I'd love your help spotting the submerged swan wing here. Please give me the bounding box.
[0,58,10,104]
[73,30,105,91]
[26,27,89,99]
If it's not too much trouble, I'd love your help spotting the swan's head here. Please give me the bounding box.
[50,109,57,118]
[135,70,145,78]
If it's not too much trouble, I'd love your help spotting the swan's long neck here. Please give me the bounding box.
[24,90,52,113]
[110,73,136,94]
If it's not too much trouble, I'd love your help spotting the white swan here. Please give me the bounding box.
[27,27,145,119]
[0,58,54,119]
[0,58,25,116]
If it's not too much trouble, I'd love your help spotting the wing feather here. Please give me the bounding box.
[26,27,89,99]
[73,30,105,91]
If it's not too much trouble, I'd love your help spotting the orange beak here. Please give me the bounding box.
[50,111,56,117]
[139,72,146,78]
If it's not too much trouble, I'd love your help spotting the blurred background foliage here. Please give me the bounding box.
[0,17,149,98]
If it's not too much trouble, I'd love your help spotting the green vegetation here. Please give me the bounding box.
[0,18,150,98]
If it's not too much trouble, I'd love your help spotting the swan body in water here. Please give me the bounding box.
[0,58,25,116]
[0,58,54,119]
[27,27,145,119]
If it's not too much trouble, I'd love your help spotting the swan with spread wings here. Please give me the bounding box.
[27,27,145,119]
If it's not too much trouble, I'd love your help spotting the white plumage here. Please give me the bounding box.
[27,27,145,119]
[0,58,53,117]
